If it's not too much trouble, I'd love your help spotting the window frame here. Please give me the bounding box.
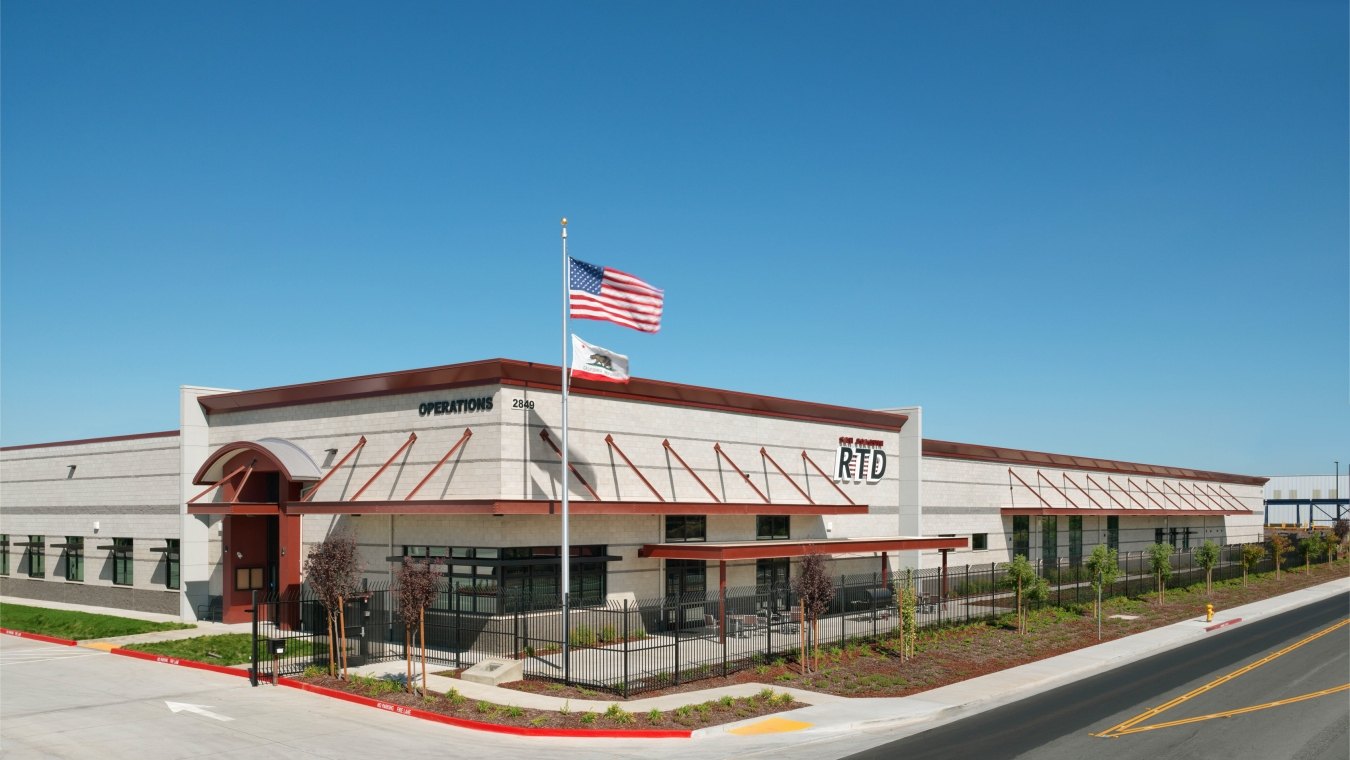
[111,538,134,586]
[1068,516,1083,566]
[0,534,9,576]
[1041,517,1058,568]
[664,515,707,543]
[27,535,45,578]
[65,536,84,582]
[1107,516,1119,551]
[1012,516,1030,560]
[165,539,180,590]
[971,533,988,551]
[756,515,789,541]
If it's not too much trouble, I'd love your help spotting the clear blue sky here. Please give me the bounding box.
[2,1,1345,476]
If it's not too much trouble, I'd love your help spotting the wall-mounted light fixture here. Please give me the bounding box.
[93,521,100,533]
[235,551,243,560]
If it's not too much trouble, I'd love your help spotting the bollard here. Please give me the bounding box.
[1205,603,1214,623]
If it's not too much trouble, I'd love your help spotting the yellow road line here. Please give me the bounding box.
[1108,683,1350,736]
[1094,617,1349,738]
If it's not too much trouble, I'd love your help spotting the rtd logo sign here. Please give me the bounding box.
[835,437,886,484]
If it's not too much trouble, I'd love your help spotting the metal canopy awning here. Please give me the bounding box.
[1001,507,1252,516]
[282,499,864,518]
[638,536,967,561]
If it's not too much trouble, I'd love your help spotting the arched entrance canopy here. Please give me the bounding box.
[192,438,322,486]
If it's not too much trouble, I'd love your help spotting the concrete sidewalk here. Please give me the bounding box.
[342,576,1349,722]
[699,575,1350,738]
[7,577,1346,734]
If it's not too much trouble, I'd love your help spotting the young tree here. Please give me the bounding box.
[790,553,835,673]
[1146,543,1173,604]
[1239,543,1266,585]
[1002,555,1046,635]
[1333,519,1349,560]
[894,568,918,660]
[1193,541,1221,597]
[304,532,363,678]
[1268,533,1292,580]
[1085,544,1120,638]
[396,558,441,695]
[1300,532,1328,575]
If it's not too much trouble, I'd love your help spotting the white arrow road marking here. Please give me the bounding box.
[165,701,234,722]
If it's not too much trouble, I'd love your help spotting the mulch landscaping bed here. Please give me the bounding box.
[289,562,1344,732]
[500,561,1349,701]
[291,672,798,731]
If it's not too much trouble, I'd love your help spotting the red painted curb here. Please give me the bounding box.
[0,628,78,646]
[1205,618,1242,632]
[277,678,692,739]
[109,647,253,678]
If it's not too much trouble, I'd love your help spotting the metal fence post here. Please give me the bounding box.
[673,598,681,686]
[622,599,630,698]
[249,589,259,687]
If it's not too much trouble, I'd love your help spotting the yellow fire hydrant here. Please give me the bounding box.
[1206,603,1214,622]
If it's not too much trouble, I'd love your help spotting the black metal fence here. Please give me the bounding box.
[250,543,1324,694]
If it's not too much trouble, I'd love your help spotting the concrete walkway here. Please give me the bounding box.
[6,577,1347,732]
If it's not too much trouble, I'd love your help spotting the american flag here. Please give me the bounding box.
[568,257,664,333]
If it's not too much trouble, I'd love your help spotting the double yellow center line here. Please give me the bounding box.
[1095,618,1349,739]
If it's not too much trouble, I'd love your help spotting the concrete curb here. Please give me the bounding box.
[278,677,693,739]
[0,628,78,646]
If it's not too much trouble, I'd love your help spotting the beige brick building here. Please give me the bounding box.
[0,358,1265,622]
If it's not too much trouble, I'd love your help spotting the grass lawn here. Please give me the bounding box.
[121,633,314,665]
[0,603,196,640]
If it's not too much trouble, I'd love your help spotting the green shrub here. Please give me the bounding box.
[599,624,617,643]
[505,705,524,718]
[647,708,662,723]
[718,695,734,707]
[569,626,597,647]
[757,688,775,700]
[579,711,597,725]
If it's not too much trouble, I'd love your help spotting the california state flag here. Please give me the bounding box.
[570,334,629,384]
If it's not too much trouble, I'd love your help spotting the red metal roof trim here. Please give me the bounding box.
[924,439,1266,487]
[195,359,908,431]
[1,430,179,452]
[639,536,968,561]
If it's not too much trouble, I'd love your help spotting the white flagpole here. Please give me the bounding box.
[560,217,571,679]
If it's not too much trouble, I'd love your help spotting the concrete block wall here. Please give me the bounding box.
[921,456,1266,567]
[0,434,182,613]
[506,388,908,513]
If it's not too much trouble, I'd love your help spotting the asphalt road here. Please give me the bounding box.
[841,595,1350,760]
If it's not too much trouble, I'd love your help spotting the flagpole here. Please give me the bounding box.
[560,217,571,681]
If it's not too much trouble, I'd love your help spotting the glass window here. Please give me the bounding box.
[664,515,706,543]
[165,539,180,590]
[0,534,8,576]
[665,559,706,597]
[1041,517,1057,568]
[1068,517,1083,566]
[1168,528,1179,548]
[1155,527,1165,545]
[972,533,988,551]
[1012,516,1029,559]
[1107,517,1119,551]
[112,538,133,586]
[27,535,45,578]
[1181,527,1190,550]
[756,516,789,541]
[65,536,84,582]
